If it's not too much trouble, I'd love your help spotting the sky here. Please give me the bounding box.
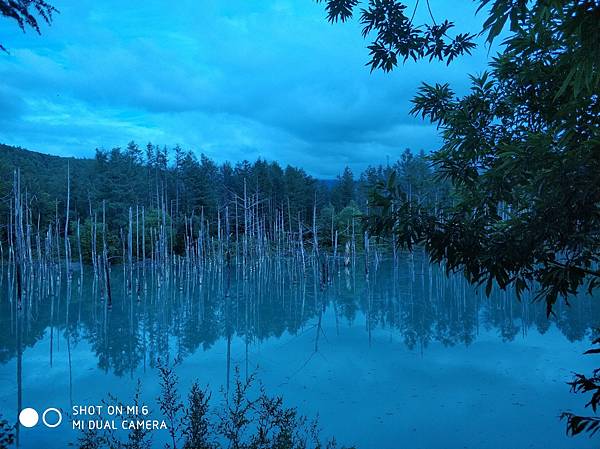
[0,0,491,178]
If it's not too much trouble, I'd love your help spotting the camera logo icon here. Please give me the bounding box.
[19,408,62,428]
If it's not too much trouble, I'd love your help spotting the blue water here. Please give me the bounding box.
[0,254,598,448]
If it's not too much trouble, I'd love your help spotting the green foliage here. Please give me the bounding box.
[331,167,355,210]
[345,2,600,434]
[318,202,362,249]
[365,0,600,315]
[561,335,600,437]
[0,143,436,260]
[315,0,476,70]
[478,0,600,98]
[0,144,322,259]
[0,144,90,226]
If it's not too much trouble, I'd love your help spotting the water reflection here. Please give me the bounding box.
[1,252,597,378]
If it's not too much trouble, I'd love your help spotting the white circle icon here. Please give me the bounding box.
[19,408,39,428]
[42,408,62,428]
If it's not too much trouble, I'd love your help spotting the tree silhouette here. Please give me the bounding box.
[315,0,476,71]
[0,0,57,52]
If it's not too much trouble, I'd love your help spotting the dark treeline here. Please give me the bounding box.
[0,143,447,262]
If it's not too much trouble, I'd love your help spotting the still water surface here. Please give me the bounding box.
[0,254,598,448]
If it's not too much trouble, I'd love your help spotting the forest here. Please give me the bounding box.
[0,142,445,262]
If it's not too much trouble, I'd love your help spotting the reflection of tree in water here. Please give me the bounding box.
[0,253,598,377]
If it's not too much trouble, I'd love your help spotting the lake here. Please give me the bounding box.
[0,252,598,449]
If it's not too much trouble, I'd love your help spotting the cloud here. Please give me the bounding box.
[0,0,490,177]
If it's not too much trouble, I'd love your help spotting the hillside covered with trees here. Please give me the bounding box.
[0,143,445,261]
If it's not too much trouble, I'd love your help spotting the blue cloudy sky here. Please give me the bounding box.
[0,0,491,178]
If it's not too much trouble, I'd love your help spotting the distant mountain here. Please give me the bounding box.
[318,179,337,190]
